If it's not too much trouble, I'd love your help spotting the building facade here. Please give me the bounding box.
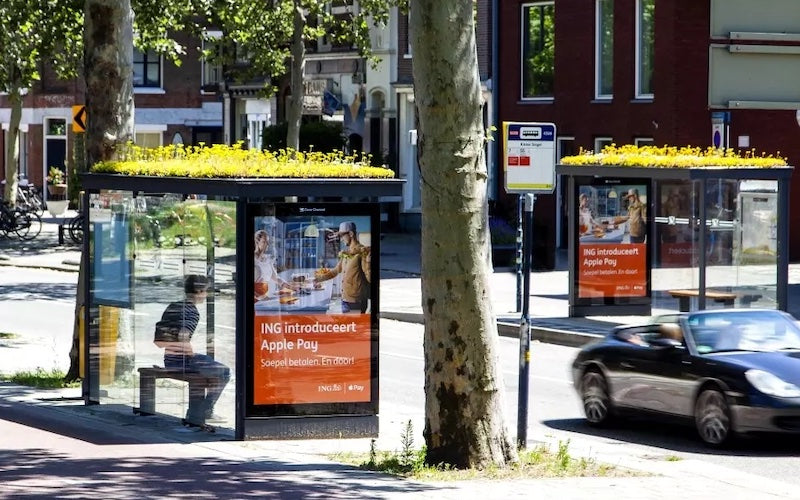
[496,0,800,265]
[0,34,222,202]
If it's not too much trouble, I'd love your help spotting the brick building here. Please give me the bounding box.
[0,35,222,202]
[496,1,800,265]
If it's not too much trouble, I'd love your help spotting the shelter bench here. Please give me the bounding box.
[134,366,214,416]
[667,289,762,312]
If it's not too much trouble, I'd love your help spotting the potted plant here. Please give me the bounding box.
[47,167,67,196]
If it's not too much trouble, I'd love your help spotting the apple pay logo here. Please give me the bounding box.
[519,127,542,140]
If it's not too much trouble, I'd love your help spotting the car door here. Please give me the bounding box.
[632,324,695,416]
[604,326,661,410]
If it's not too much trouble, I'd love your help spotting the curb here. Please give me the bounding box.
[379,311,601,348]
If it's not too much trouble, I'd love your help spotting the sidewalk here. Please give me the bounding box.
[1,382,797,499]
[1,219,799,497]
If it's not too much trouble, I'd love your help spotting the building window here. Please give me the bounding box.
[201,32,223,92]
[634,137,654,147]
[133,48,161,88]
[595,0,613,99]
[594,136,612,153]
[635,0,654,98]
[521,2,555,99]
[134,132,162,149]
[557,136,576,160]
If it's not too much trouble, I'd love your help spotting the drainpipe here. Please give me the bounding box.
[490,0,500,201]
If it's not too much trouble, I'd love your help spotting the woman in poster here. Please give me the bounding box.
[578,193,601,235]
[254,229,297,301]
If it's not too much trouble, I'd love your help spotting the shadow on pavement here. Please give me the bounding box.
[0,281,77,302]
[0,448,439,499]
[544,417,800,457]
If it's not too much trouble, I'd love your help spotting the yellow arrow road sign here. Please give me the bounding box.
[72,105,86,133]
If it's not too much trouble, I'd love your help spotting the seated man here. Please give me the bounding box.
[154,275,230,425]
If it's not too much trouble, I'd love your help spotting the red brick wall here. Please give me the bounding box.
[498,0,800,261]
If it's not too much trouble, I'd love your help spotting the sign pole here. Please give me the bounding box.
[502,121,555,450]
[516,195,523,312]
[517,193,535,448]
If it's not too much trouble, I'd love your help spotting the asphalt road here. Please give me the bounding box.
[380,319,800,487]
[2,265,800,487]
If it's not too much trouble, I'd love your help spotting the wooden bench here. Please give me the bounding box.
[667,289,762,312]
[134,366,215,416]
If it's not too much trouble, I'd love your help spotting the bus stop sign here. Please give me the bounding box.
[503,122,556,193]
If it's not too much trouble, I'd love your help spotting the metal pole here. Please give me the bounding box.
[515,195,523,312]
[517,192,535,449]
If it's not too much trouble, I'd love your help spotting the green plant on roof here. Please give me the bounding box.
[561,144,788,168]
[91,143,395,179]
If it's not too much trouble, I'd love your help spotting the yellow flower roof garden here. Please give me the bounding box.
[560,144,788,168]
[91,143,395,179]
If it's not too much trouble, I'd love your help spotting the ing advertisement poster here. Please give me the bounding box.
[577,181,649,299]
[248,203,378,415]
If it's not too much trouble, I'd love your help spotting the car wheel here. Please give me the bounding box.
[695,388,732,446]
[581,369,613,426]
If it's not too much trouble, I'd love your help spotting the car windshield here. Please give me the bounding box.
[686,310,800,354]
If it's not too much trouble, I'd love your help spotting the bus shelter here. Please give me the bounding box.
[79,173,403,440]
[557,165,793,317]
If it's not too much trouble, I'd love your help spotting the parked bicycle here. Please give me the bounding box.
[67,214,83,244]
[0,201,42,240]
[0,178,45,217]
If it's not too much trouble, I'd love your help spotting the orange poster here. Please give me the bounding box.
[578,243,647,298]
[253,313,372,405]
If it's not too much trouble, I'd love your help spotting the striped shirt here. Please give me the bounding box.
[154,299,200,343]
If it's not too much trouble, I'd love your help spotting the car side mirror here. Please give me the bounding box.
[650,338,682,349]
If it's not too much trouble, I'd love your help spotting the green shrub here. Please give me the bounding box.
[262,120,346,152]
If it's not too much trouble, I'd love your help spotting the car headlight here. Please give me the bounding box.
[745,369,800,397]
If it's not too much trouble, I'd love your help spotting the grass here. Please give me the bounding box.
[330,421,645,481]
[0,368,80,389]
[0,332,18,339]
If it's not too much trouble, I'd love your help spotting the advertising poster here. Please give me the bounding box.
[250,205,376,408]
[577,182,648,298]
[656,182,698,268]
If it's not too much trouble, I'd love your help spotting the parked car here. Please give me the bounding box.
[572,309,800,446]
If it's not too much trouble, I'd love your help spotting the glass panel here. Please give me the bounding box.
[46,118,67,136]
[597,0,614,97]
[652,180,701,312]
[637,0,654,96]
[88,190,135,407]
[90,191,238,433]
[521,2,555,98]
[704,179,775,310]
[146,62,160,87]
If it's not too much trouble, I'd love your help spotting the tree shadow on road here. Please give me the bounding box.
[0,447,438,499]
[544,417,800,457]
[0,281,76,302]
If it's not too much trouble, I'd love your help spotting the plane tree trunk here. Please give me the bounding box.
[409,0,518,469]
[2,86,22,207]
[66,0,134,382]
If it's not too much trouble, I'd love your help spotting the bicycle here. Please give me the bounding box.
[17,181,46,217]
[67,214,84,244]
[0,202,42,240]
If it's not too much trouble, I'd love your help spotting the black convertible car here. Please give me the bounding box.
[572,309,800,446]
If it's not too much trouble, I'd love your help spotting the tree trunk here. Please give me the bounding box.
[83,0,135,169]
[410,0,518,469]
[2,86,22,207]
[66,0,135,382]
[286,0,306,152]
